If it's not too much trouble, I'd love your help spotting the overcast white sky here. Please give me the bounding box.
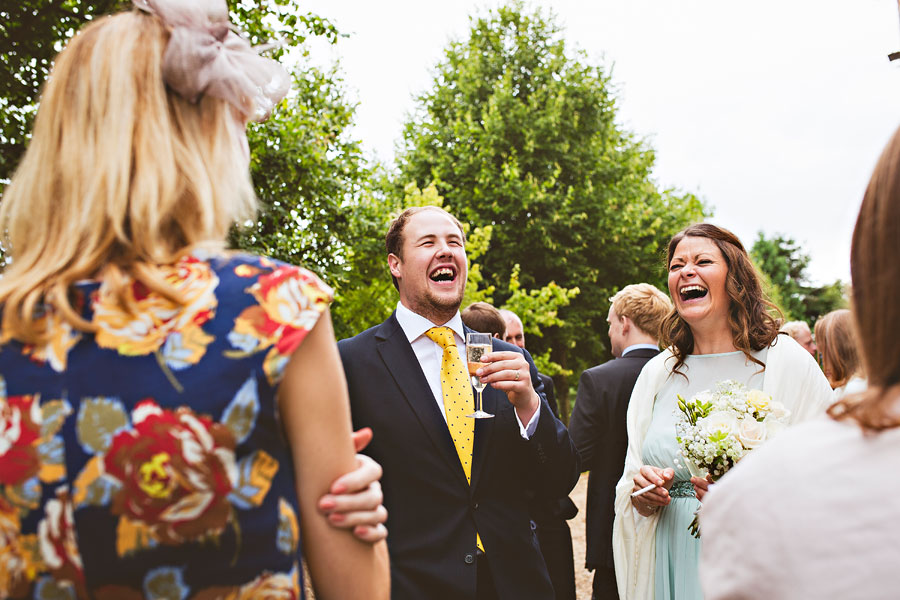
[301,0,900,285]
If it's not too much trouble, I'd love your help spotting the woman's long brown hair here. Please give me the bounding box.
[814,309,862,390]
[659,223,782,377]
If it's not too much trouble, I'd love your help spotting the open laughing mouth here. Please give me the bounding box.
[679,285,708,302]
[429,266,457,283]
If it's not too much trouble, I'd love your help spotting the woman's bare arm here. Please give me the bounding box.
[279,309,390,599]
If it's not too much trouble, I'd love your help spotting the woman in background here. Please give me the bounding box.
[612,224,831,600]
[815,308,867,400]
[699,125,900,600]
[0,0,388,597]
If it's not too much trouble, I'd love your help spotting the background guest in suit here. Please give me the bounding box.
[466,299,577,599]
[462,302,508,339]
[781,320,817,356]
[338,206,580,600]
[500,309,558,418]
[568,283,671,600]
[500,308,577,600]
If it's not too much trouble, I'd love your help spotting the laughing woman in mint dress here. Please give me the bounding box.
[0,1,388,597]
[611,224,832,600]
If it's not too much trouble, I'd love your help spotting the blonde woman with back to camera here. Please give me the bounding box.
[699,125,900,600]
[0,1,389,597]
[815,309,867,401]
[611,223,832,600]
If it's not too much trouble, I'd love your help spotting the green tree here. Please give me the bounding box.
[749,233,809,320]
[0,0,338,184]
[750,232,847,325]
[3,0,367,281]
[804,280,848,323]
[228,62,368,285]
[500,264,579,378]
[395,2,706,418]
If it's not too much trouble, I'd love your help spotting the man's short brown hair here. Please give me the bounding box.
[461,302,506,338]
[384,206,466,290]
[610,283,672,339]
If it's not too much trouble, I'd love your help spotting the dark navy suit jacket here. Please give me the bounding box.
[568,348,660,571]
[338,313,580,600]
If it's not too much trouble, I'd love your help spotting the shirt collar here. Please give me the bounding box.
[622,343,660,357]
[395,301,466,344]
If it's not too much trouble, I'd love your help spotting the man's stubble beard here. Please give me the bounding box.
[409,286,465,325]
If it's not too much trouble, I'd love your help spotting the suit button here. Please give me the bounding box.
[464,553,475,564]
[473,502,479,510]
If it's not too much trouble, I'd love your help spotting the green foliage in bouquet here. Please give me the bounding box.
[676,394,712,427]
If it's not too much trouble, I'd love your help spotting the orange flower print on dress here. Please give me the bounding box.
[103,400,238,546]
[93,256,219,391]
[2,290,85,373]
[228,266,332,384]
[16,314,81,374]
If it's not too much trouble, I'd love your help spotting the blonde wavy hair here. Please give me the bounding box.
[0,9,256,345]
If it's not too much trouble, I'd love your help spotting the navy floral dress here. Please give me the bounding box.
[0,252,333,599]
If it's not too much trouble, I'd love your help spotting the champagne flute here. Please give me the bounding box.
[466,332,494,419]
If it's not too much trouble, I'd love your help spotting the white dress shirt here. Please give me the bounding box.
[394,302,539,438]
[621,343,660,357]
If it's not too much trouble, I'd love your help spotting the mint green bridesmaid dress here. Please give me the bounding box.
[641,349,767,600]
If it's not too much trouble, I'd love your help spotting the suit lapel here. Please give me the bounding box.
[375,314,470,488]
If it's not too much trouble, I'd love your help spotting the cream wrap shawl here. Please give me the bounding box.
[611,335,832,599]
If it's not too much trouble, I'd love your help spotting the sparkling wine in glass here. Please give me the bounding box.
[466,332,495,419]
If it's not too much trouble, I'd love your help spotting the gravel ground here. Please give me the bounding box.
[570,471,593,599]
[569,473,594,600]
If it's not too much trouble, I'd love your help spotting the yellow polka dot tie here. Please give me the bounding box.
[424,326,483,552]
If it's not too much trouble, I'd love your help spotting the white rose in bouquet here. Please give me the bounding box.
[698,411,738,437]
[769,400,791,420]
[763,413,787,438]
[737,418,767,449]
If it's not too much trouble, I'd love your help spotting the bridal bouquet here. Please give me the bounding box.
[675,380,790,536]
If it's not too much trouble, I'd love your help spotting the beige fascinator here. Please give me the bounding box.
[133,0,290,121]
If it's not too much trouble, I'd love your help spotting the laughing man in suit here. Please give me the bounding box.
[568,283,671,600]
[338,206,580,600]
